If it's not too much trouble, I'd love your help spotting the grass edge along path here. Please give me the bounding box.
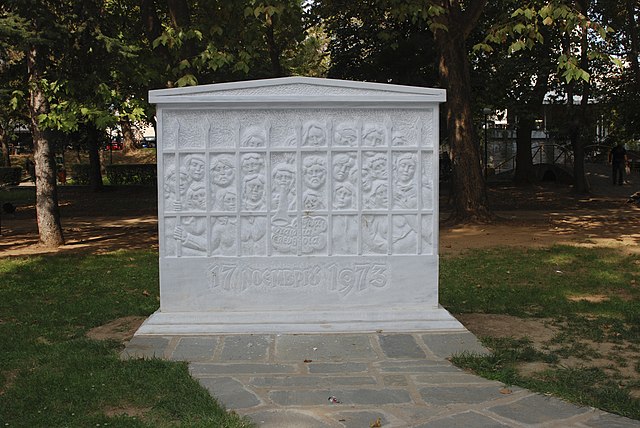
[0,250,253,428]
[441,245,640,421]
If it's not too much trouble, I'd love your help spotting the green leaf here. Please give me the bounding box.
[175,74,198,87]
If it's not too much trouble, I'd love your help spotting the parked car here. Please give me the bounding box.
[105,141,123,151]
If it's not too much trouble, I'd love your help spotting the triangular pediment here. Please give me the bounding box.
[149,76,445,104]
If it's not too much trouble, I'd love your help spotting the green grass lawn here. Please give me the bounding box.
[1,246,638,424]
[0,250,252,428]
[441,245,640,420]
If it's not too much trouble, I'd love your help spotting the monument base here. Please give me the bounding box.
[134,306,465,335]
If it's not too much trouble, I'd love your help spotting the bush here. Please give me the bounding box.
[70,164,91,185]
[0,166,23,185]
[105,164,157,186]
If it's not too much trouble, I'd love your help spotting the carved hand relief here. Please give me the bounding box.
[392,153,418,209]
[332,215,358,254]
[174,216,207,256]
[333,123,358,147]
[211,216,236,255]
[392,215,418,254]
[302,121,327,147]
[362,215,388,254]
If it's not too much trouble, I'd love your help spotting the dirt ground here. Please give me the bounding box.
[2,163,639,388]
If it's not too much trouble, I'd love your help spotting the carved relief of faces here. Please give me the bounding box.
[363,126,384,146]
[303,156,327,190]
[334,182,354,209]
[184,155,205,182]
[210,156,235,187]
[241,153,265,175]
[186,183,207,211]
[303,123,326,146]
[395,153,417,184]
[392,131,409,146]
[371,181,388,208]
[242,174,265,209]
[332,154,355,182]
[164,168,176,200]
[272,163,295,190]
[367,153,388,180]
[334,124,357,146]
[178,171,190,195]
[241,126,266,147]
[220,190,237,211]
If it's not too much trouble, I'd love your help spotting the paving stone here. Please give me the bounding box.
[414,410,510,428]
[306,362,368,373]
[269,388,413,406]
[121,336,170,359]
[170,337,218,361]
[250,375,377,388]
[333,410,390,428]
[419,386,505,405]
[378,361,462,373]
[383,374,409,386]
[582,413,640,427]
[245,409,330,428]
[378,334,426,359]
[275,335,374,361]
[189,362,296,375]
[488,394,590,424]
[197,377,261,409]
[220,335,270,361]
[421,332,489,358]
[413,373,498,385]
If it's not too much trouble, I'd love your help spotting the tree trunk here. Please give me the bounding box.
[27,45,65,247]
[513,116,535,184]
[625,0,640,87]
[0,125,10,167]
[120,118,136,152]
[87,125,104,192]
[265,15,284,77]
[433,0,493,223]
[570,0,591,194]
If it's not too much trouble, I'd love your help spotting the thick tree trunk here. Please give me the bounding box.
[87,125,104,192]
[625,0,640,86]
[265,16,284,77]
[433,1,492,223]
[0,125,10,167]
[513,116,535,184]
[120,118,136,152]
[27,46,65,247]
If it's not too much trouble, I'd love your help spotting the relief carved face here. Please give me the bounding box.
[304,124,326,146]
[395,155,416,183]
[186,157,205,181]
[334,183,354,209]
[303,157,327,190]
[220,191,237,211]
[372,182,388,208]
[241,153,264,175]
[244,175,265,203]
[186,184,206,210]
[273,167,295,190]
[211,159,235,187]
[332,154,355,182]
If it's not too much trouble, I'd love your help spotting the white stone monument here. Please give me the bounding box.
[137,76,464,334]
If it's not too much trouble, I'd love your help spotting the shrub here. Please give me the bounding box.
[105,164,157,186]
[70,164,91,185]
[0,166,23,185]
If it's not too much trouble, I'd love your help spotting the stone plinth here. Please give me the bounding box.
[137,76,463,334]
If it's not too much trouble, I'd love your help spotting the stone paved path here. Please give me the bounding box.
[122,332,640,427]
